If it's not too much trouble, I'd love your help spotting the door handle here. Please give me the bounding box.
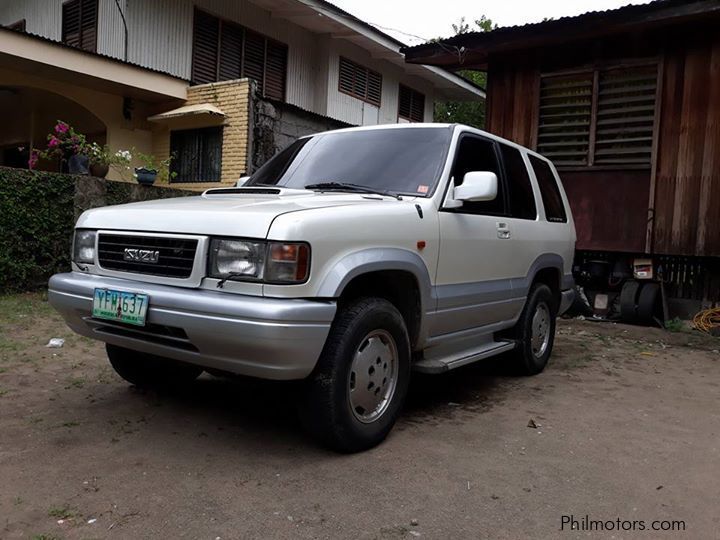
[497,222,511,239]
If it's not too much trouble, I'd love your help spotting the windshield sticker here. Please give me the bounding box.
[417,185,429,194]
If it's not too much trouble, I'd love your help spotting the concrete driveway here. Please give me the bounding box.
[1,293,718,539]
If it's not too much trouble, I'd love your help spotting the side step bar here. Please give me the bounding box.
[412,340,517,374]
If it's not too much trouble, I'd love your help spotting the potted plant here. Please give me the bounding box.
[86,143,132,178]
[29,120,89,174]
[134,152,176,186]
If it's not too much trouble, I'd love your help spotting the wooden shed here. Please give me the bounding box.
[405,0,720,309]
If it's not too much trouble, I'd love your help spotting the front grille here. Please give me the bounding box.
[97,233,198,278]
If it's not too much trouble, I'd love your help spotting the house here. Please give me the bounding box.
[0,0,483,188]
[404,0,720,311]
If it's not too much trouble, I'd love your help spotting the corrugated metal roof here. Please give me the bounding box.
[403,0,719,55]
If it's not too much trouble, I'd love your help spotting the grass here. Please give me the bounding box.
[665,317,686,333]
[0,291,54,326]
[48,505,76,519]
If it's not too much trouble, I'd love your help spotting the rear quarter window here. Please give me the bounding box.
[529,155,568,223]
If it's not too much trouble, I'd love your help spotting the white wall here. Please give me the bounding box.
[0,0,439,126]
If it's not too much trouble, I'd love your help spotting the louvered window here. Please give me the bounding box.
[537,64,657,168]
[594,66,657,165]
[398,84,425,123]
[338,57,382,107]
[191,9,288,101]
[62,0,98,52]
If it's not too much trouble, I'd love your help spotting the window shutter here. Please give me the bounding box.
[537,74,593,166]
[79,0,97,52]
[265,40,288,100]
[398,85,424,122]
[338,57,382,107]
[339,58,355,96]
[219,21,243,81]
[192,9,220,85]
[367,71,382,107]
[594,66,657,165]
[62,0,82,48]
[243,30,266,94]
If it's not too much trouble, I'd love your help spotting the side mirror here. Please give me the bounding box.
[236,175,251,187]
[454,171,498,202]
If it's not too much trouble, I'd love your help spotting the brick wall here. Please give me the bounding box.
[152,79,251,189]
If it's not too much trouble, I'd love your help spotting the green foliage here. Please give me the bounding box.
[0,167,75,292]
[0,167,192,293]
[433,16,496,129]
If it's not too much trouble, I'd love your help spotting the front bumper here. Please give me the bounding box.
[48,272,336,380]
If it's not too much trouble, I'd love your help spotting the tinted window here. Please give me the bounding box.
[247,127,452,197]
[448,135,505,215]
[500,144,537,220]
[529,155,567,223]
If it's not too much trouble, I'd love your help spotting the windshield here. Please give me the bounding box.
[247,127,452,197]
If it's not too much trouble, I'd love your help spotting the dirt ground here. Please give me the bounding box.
[1,292,719,540]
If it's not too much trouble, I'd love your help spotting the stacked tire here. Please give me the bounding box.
[620,280,661,325]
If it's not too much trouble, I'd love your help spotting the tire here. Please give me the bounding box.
[620,280,641,324]
[299,297,411,453]
[511,284,557,376]
[106,344,203,388]
[637,282,660,325]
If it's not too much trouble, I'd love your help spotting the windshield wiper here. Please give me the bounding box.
[305,182,402,200]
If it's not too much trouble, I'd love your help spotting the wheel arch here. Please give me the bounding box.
[316,249,433,349]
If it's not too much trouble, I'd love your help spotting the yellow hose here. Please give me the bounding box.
[693,308,720,334]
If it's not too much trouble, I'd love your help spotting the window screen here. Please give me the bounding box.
[170,127,223,183]
[500,144,537,220]
[529,155,567,223]
[449,136,505,216]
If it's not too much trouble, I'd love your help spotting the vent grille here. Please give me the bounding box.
[97,234,198,279]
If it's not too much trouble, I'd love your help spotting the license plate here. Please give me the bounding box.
[92,288,149,327]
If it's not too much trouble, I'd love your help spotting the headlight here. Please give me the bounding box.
[266,242,310,283]
[72,230,96,264]
[208,239,310,284]
[209,239,266,279]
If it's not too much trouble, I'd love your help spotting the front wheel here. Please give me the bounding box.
[511,284,557,375]
[299,297,411,453]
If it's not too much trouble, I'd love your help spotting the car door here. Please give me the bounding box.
[431,133,522,337]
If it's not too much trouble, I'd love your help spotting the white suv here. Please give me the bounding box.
[49,124,576,452]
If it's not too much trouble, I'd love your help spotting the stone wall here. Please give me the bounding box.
[74,176,193,219]
[251,94,351,172]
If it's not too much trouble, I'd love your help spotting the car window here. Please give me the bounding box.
[448,135,505,216]
[247,127,452,197]
[528,155,568,223]
[499,144,537,220]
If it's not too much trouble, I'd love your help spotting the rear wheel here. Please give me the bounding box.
[299,297,411,453]
[106,344,203,388]
[512,284,557,375]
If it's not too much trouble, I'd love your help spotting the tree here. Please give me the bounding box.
[434,16,496,128]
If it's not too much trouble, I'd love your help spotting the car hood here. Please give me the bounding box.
[76,189,413,238]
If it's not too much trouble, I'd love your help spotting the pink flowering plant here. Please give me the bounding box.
[29,120,88,168]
